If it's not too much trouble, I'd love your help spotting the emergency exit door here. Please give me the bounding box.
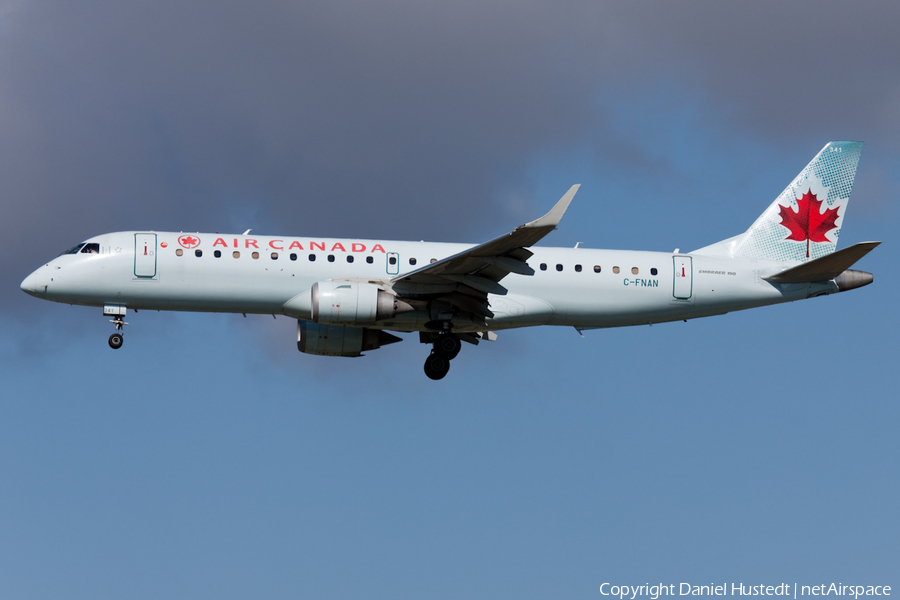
[673,255,692,300]
[134,233,157,278]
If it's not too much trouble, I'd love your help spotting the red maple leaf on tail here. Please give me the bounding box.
[778,189,839,258]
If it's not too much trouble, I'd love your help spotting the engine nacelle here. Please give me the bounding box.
[297,321,401,357]
[311,280,411,325]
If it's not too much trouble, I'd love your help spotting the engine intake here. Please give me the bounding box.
[297,321,402,357]
[311,281,412,325]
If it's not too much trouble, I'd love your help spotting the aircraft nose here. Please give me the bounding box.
[20,267,49,296]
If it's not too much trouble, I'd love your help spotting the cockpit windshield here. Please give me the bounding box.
[57,242,99,256]
[59,243,86,256]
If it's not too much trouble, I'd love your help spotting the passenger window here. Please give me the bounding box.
[251,252,259,259]
[309,254,316,261]
[632,267,639,274]
[651,268,658,276]
[195,250,202,257]
[389,256,397,265]
[176,249,183,256]
[233,251,240,258]
[366,256,374,264]
[540,263,547,271]
[430,258,437,263]
[271,252,278,260]
[80,243,100,254]
[575,264,582,272]
[556,264,563,271]
[214,250,222,258]
[593,265,601,273]
[409,258,417,265]
[290,253,297,261]
[612,266,620,274]
[347,255,354,263]
[327,255,335,262]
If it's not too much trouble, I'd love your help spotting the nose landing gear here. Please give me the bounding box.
[104,306,128,349]
[423,331,461,380]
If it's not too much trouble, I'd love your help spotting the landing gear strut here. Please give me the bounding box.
[423,331,461,380]
[108,314,127,349]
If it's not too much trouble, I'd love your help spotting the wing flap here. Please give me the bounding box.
[444,274,508,295]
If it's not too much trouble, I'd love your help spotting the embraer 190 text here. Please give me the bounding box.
[21,142,879,380]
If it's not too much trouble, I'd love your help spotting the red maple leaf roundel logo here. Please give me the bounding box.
[778,189,839,258]
[178,235,200,249]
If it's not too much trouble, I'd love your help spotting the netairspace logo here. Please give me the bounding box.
[600,584,892,600]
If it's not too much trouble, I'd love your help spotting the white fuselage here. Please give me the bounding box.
[21,231,837,333]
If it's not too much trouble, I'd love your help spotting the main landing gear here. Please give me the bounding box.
[423,331,462,380]
[108,314,127,349]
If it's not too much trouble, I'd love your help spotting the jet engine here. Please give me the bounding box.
[311,281,412,325]
[297,321,401,357]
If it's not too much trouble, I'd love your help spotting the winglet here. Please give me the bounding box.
[525,184,580,229]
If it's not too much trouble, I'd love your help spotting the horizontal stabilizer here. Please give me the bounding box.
[763,241,880,284]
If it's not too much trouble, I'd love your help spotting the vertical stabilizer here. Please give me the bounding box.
[695,142,862,262]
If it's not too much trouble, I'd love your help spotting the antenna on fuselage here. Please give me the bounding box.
[242,229,252,235]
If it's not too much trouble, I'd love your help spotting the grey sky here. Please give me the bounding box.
[2,0,898,313]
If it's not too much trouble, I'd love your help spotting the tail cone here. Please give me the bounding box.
[835,269,873,292]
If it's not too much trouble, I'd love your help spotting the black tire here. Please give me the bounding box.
[108,333,124,349]
[433,333,461,360]
[424,352,450,380]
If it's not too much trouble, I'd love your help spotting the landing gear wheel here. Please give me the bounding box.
[108,333,124,349]
[424,352,450,380]
[433,333,461,360]
[108,312,128,349]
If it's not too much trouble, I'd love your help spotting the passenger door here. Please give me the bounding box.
[134,233,158,278]
[673,255,692,300]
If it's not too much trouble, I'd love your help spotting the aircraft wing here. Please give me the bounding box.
[391,185,579,319]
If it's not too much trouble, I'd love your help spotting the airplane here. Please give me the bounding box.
[21,141,879,380]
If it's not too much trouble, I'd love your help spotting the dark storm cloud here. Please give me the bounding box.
[3,0,898,313]
[611,1,900,139]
